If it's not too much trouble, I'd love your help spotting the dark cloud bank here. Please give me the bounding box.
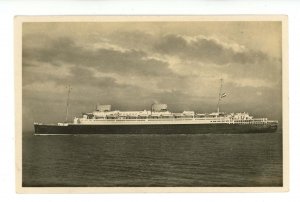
[155,34,269,65]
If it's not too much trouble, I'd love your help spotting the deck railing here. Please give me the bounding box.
[77,117,278,125]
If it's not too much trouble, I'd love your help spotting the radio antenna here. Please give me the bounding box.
[217,78,223,114]
[65,85,71,122]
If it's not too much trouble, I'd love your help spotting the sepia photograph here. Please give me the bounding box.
[15,16,288,192]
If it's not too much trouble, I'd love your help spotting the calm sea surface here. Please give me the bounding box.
[22,132,283,187]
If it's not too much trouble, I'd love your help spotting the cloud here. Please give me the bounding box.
[108,31,156,51]
[155,34,269,65]
[23,35,175,78]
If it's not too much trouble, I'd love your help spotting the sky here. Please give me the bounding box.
[22,21,282,131]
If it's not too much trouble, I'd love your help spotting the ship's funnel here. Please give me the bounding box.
[96,105,111,112]
[151,104,167,112]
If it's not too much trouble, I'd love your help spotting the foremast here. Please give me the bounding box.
[217,79,223,114]
[65,85,71,123]
[217,78,228,114]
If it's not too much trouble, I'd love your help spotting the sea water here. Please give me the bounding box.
[22,132,283,187]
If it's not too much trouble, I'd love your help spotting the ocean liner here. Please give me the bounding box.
[34,80,278,135]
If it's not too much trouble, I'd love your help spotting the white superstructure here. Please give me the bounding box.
[72,104,277,125]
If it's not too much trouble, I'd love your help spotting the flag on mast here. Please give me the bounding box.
[221,92,227,98]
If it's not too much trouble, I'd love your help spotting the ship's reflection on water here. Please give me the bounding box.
[22,132,283,187]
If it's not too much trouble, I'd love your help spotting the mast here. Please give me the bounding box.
[65,85,71,122]
[217,78,223,114]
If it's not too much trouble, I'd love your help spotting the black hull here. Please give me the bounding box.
[34,123,278,135]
